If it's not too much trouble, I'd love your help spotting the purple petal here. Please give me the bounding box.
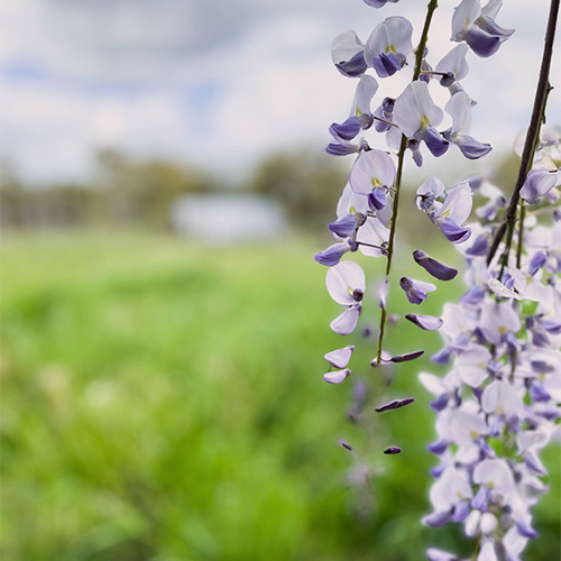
[422,126,449,157]
[329,213,365,238]
[451,499,470,522]
[427,439,448,454]
[383,446,402,455]
[412,249,458,280]
[375,397,415,412]
[314,243,349,266]
[465,27,502,58]
[542,318,561,334]
[455,134,492,159]
[400,276,436,304]
[471,485,489,511]
[516,518,538,539]
[326,138,360,156]
[430,393,449,411]
[368,187,387,211]
[339,439,353,451]
[329,116,363,141]
[423,511,453,527]
[390,350,424,363]
[439,217,471,243]
[466,234,489,256]
[335,51,368,77]
[529,251,547,276]
[461,285,485,306]
[323,369,352,385]
[405,314,443,331]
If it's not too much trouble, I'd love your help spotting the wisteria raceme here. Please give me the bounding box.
[316,0,500,457]
[315,0,560,558]
[421,128,561,561]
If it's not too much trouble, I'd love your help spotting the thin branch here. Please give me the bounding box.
[486,0,560,266]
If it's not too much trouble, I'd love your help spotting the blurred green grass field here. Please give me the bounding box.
[1,232,558,561]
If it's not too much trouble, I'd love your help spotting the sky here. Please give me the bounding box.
[0,0,559,185]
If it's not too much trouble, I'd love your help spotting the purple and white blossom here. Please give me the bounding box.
[364,16,413,77]
[451,0,514,58]
[394,81,449,158]
[316,4,558,559]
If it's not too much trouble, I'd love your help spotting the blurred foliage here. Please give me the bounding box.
[242,150,348,232]
[0,151,212,231]
[1,233,559,561]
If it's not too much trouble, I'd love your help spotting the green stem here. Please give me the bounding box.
[375,0,438,365]
[515,83,552,269]
[516,201,526,268]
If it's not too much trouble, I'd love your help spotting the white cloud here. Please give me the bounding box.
[0,0,559,184]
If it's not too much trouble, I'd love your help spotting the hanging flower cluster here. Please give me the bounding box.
[421,127,561,561]
[315,0,561,558]
[316,0,506,453]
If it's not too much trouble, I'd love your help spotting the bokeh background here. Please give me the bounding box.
[1,1,560,560]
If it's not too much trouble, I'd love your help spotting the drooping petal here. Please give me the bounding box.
[323,369,352,384]
[405,314,444,331]
[375,397,415,412]
[520,169,559,203]
[331,30,367,77]
[454,134,492,159]
[400,276,437,304]
[439,218,472,243]
[413,250,459,281]
[330,304,361,335]
[314,242,350,266]
[329,116,363,141]
[329,212,366,238]
[435,44,470,85]
[422,127,450,157]
[324,345,355,368]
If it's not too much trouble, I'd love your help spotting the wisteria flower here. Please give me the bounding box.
[331,30,367,77]
[329,75,379,141]
[444,92,492,159]
[364,16,413,77]
[451,0,514,58]
[394,81,449,158]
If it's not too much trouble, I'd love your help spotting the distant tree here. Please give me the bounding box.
[95,149,213,229]
[247,150,348,232]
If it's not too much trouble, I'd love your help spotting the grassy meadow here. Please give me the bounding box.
[0,232,559,561]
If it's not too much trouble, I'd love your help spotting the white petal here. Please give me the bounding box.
[445,91,472,136]
[326,261,365,305]
[394,81,443,137]
[323,369,351,384]
[419,372,446,395]
[331,30,364,65]
[350,149,396,195]
[351,74,378,117]
[436,44,470,81]
[434,183,473,225]
[451,0,481,41]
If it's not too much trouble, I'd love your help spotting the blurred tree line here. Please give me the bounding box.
[0,149,348,233]
[0,149,520,234]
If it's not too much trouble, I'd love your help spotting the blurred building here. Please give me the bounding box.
[170,194,288,244]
